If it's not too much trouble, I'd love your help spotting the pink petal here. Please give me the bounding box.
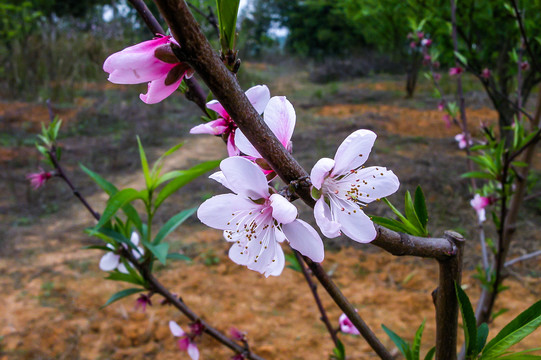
[247,237,276,275]
[206,100,229,118]
[229,241,251,266]
[269,194,297,224]
[197,194,255,230]
[282,219,324,263]
[169,320,185,337]
[220,157,269,199]
[339,313,360,335]
[227,132,240,156]
[117,262,129,274]
[332,130,376,176]
[139,72,184,104]
[99,252,120,271]
[263,96,296,149]
[314,198,342,238]
[332,200,376,243]
[245,85,271,114]
[189,119,228,135]
[187,343,200,360]
[310,158,335,189]
[177,337,190,351]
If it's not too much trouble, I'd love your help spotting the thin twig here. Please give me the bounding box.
[293,250,339,348]
[510,0,540,73]
[505,250,541,267]
[187,2,219,37]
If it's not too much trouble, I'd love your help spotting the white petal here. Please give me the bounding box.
[310,158,335,189]
[270,194,297,224]
[220,157,269,199]
[248,238,275,275]
[265,244,285,277]
[197,194,255,230]
[283,219,324,263]
[263,96,296,149]
[209,171,233,191]
[169,321,185,337]
[332,200,376,243]
[130,232,140,246]
[234,129,260,158]
[314,198,341,238]
[117,262,129,274]
[229,241,251,266]
[340,167,400,203]
[187,343,200,360]
[332,130,377,176]
[245,85,271,114]
[99,252,120,271]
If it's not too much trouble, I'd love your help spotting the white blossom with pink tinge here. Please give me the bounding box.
[455,133,473,149]
[197,156,324,277]
[310,130,400,243]
[470,194,490,223]
[339,313,360,335]
[169,321,199,360]
[103,35,194,104]
[190,85,270,156]
[99,232,143,274]
[235,96,295,160]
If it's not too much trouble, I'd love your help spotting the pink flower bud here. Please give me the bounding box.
[449,67,463,76]
[433,61,440,69]
[433,73,441,81]
[421,38,432,47]
[230,327,247,341]
[189,321,204,336]
[520,61,530,71]
[438,102,445,112]
[417,31,424,39]
[410,41,417,49]
[481,68,491,79]
[443,114,451,128]
[27,169,53,189]
[134,293,152,312]
[339,313,360,335]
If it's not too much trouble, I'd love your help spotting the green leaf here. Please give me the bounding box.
[153,208,197,245]
[424,347,436,360]
[144,240,169,265]
[105,271,145,286]
[284,253,302,272]
[95,188,143,230]
[482,300,541,358]
[412,320,426,360]
[477,323,489,354]
[494,348,541,359]
[370,215,415,234]
[102,288,144,308]
[216,0,240,51]
[414,186,428,228]
[82,245,111,251]
[404,190,425,235]
[454,51,468,65]
[382,324,412,359]
[456,283,478,358]
[154,160,220,210]
[331,339,346,360]
[166,253,192,262]
[79,164,143,232]
[137,136,152,190]
[461,171,495,180]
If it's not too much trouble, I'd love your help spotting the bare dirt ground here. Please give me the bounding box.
[1,69,540,359]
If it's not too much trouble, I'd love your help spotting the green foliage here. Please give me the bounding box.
[102,288,145,308]
[330,339,346,360]
[216,0,240,52]
[382,321,433,360]
[371,186,429,237]
[456,284,541,359]
[284,253,302,272]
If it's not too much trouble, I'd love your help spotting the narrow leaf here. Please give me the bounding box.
[382,324,412,358]
[412,320,426,360]
[166,253,192,262]
[456,283,478,358]
[153,208,197,245]
[483,300,541,358]
[144,240,169,265]
[477,323,489,354]
[414,186,428,228]
[102,288,144,308]
[137,136,152,190]
[95,188,143,230]
[424,347,436,360]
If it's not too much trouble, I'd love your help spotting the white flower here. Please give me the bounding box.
[310,130,400,243]
[99,232,144,274]
[197,157,324,277]
[169,321,199,360]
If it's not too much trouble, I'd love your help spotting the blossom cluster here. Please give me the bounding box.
[100,36,401,278]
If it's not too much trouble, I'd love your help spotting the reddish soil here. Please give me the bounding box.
[1,74,540,359]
